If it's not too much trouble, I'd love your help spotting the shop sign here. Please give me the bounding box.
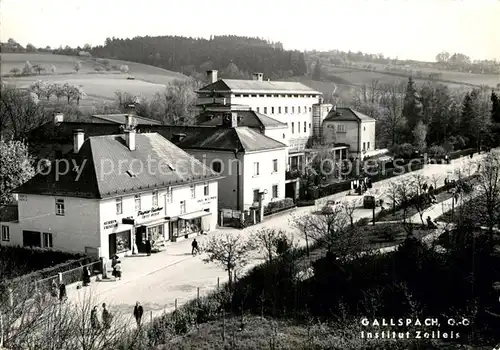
[198,196,217,205]
[103,220,118,230]
[137,207,163,220]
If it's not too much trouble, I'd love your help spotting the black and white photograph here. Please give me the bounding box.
[0,0,499,348]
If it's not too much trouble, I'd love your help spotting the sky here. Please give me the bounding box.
[1,0,499,62]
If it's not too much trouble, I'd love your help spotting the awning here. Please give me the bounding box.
[179,210,211,221]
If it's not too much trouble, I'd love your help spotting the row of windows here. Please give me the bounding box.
[253,159,279,176]
[1,225,9,242]
[235,93,318,98]
[256,106,312,115]
[290,122,311,134]
[363,142,371,151]
[252,185,279,202]
[54,183,210,217]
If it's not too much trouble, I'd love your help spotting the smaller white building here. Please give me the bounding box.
[6,126,223,260]
[321,107,376,159]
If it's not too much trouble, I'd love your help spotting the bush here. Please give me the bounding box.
[263,198,295,215]
[449,148,475,160]
[296,199,315,207]
[427,145,445,158]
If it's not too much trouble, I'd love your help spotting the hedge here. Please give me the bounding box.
[263,198,295,216]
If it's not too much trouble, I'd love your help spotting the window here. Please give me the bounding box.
[134,194,141,211]
[304,106,307,114]
[264,107,267,114]
[303,121,306,133]
[253,189,260,203]
[212,161,222,173]
[367,142,370,150]
[298,106,301,113]
[364,126,366,131]
[116,198,122,214]
[278,106,282,114]
[309,107,312,112]
[337,124,346,133]
[180,200,186,214]
[55,199,65,216]
[272,159,278,172]
[272,185,278,199]
[190,185,196,199]
[256,107,260,113]
[292,106,295,113]
[253,162,260,176]
[285,106,288,113]
[43,232,53,248]
[152,191,158,207]
[166,188,173,204]
[363,142,366,151]
[271,107,275,114]
[309,123,311,130]
[1,226,9,242]
[292,122,295,134]
[204,182,209,196]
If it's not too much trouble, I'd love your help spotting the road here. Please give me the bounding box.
[67,153,488,326]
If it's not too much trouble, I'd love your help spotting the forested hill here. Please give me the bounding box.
[89,35,307,80]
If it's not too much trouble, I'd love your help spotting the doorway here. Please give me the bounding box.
[108,233,117,258]
[135,226,147,253]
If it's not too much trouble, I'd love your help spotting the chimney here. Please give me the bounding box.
[252,72,263,81]
[53,112,64,124]
[222,112,238,128]
[206,70,218,84]
[73,129,84,153]
[124,129,136,151]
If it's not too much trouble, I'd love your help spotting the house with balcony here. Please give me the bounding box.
[5,127,223,260]
[196,70,322,179]
[322,107,376,159]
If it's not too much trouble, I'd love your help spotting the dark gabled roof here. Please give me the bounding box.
[141,125,286,152]
[91,114,162,125]
[198,110,287,130]
[0,205,18,222]
[14,133,223,199]
[28,122,123,142]
[323,107,375,123]
[199,79,320,94]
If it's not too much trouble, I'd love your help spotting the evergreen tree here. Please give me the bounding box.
[402,77,422,133]
[459,92,475,147]
[491,90,500,123]
[312,59,322,81]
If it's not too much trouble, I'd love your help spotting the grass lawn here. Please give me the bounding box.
[378,189,456,223]
[360,222,429,249]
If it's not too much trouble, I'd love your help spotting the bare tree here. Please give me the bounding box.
[250,228,285,264]
[386,179,417,235]
[430,173,442,189]
[201,232,256,291]
[293,206,364,259]
[119,65,129,73]
[33,65,45,75]
[341,198,360,227]
[9,68,20,76]
[475,153,500,238]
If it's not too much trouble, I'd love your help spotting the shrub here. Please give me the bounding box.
[296,199,315,207]
[263,198,295,215]
[427,145,445,158]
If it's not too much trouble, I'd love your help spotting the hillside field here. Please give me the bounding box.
[1,53,187,106]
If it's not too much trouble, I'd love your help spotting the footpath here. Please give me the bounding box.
[66,153,487,327]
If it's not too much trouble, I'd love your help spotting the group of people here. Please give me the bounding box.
[50,279,67,302]
[90,303,113,330]
[421,182,437,204]
[352,177,373,195]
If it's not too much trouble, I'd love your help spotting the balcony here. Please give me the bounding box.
[286,168,301,180]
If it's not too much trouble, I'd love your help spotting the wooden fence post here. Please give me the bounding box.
[217,277,220,290]
[175,298,177,312]
[150,311,152,323]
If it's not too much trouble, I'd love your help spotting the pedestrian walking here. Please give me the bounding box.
[82,266,91,287]
[102,303,112,330]
[59,282,67,302]
[146,239,152,256]
[191,238,199,256]
[133,301,144,327]
[428,184,434,193]
[422,183,428,192]
[114,260,122,281]
[91,305,100,330]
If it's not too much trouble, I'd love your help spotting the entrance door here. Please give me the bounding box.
[108,233,117,258]
[135,226,147,253]
[285,182,296,201]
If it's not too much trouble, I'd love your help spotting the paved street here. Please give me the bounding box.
[67,153,487,326]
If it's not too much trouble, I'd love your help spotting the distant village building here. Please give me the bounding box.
[2,121,222,259]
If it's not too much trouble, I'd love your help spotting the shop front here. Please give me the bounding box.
[130,206,168,253]
[168,210,211,242]
[104,219,133,258]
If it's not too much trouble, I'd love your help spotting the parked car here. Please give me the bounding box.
[126,76,135,80]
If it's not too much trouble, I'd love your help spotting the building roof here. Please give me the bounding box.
[323,107,375,123]
[199,79,320,94]
[140,125,286,152]
[198,110,287,130]
[91,114,162,125]
[0,205,19,222]
[14,133,223,199]
[29,122,123,142]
